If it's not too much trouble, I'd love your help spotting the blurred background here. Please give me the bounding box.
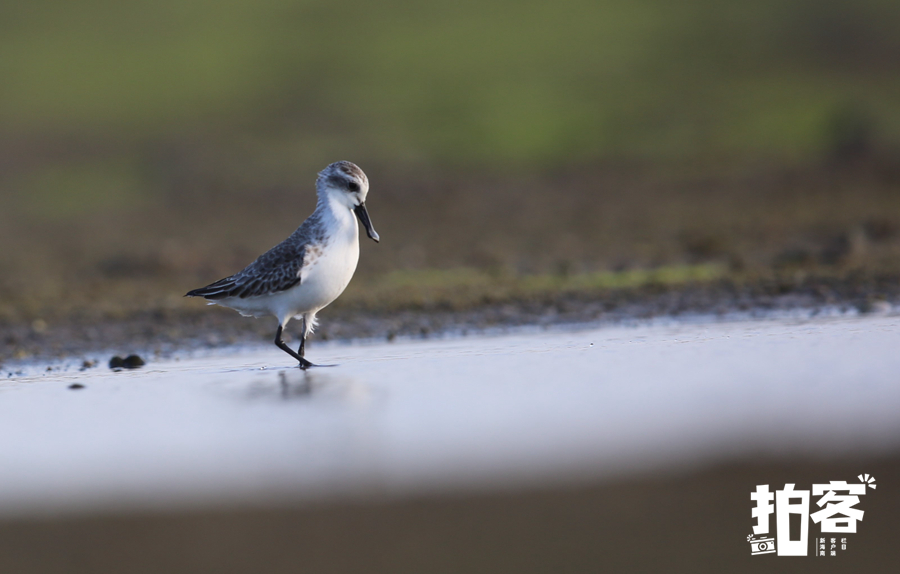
[2,3,900,572]
[1,0,900,350]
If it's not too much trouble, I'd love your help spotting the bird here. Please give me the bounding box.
[186,161,380,368]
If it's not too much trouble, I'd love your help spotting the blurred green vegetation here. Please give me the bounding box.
[1,0,900,325]
[341,263,728,310]
[2,0,899,167]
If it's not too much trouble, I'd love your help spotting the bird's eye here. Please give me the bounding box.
[348,182,360,192]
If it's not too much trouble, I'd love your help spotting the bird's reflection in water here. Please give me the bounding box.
[279,370,311,399]
[244,369,371,405]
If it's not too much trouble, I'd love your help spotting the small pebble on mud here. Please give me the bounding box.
[109,354,146,370]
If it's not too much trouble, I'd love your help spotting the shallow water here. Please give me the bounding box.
[2,314,899,517]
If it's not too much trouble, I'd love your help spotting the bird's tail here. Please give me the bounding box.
[185,277,237,300]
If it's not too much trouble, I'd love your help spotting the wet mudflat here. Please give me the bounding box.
[2,313,899,519]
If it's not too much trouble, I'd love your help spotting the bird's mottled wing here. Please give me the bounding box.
[186,237,308,300]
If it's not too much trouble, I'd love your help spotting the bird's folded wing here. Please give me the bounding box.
[186,241,306,300]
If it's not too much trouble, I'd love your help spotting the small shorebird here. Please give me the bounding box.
[186,161,380,368]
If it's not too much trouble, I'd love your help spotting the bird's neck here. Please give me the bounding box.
[315,192,356,231]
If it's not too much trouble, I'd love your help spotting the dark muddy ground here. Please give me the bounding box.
[2,160,900,366]
[2,272,899,368]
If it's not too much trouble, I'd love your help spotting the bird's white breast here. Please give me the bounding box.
[293,207,360,314]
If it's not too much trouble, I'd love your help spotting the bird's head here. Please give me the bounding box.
[316,161,379,242]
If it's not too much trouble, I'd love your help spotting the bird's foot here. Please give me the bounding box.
[297,360,338,369]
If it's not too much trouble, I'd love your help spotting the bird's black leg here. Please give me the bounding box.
[275,325,313,369]
[298,317,307,358]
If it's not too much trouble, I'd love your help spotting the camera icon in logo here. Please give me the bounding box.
[748,534,776,555]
